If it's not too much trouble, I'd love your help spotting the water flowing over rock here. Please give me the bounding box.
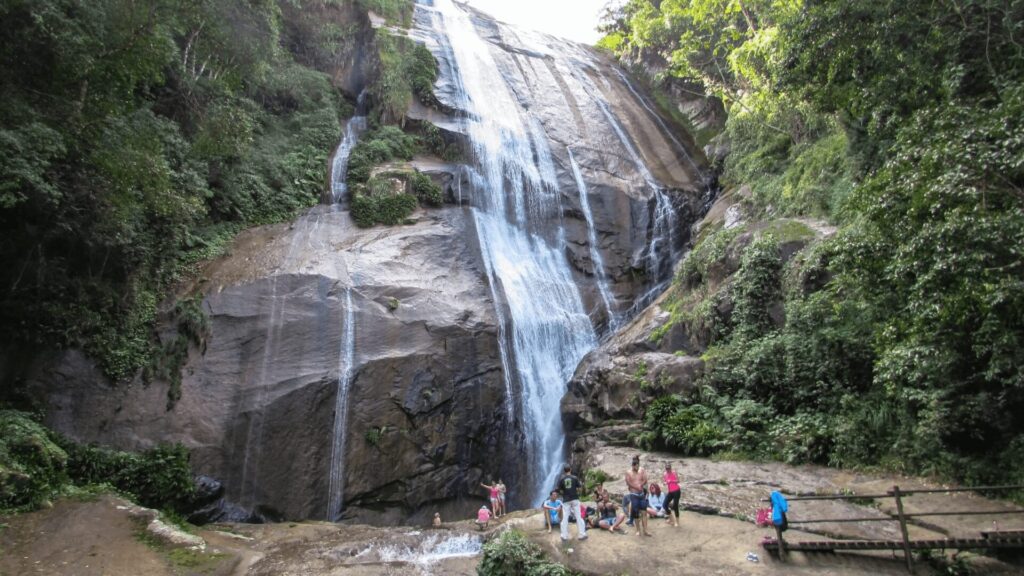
[327,114,368,204]
[414,0,710,504]
[12,0,713,521]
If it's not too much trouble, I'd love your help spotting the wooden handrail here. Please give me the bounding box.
[761,483,1024,573]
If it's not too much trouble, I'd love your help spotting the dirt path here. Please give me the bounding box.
[2,481,1021,575]
[0,495,175,576]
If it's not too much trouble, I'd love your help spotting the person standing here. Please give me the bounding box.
[496,479,508,516]
[557,464,588,541]
[625,455,651,536]
[663,462,682,527]
[480,480,501,517]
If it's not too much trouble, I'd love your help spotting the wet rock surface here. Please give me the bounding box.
[24,206,509,521]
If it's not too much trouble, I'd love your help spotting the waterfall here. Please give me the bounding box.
[327,287,356,521]
[612,68,702,175]
[578,71,680,281]
[329,115,368,204]
[325,109,366,519]
[567,146,618,330]
[426,0,597,503]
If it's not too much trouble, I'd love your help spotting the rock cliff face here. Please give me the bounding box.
[562,188,836,446]
[24,207,508,521]
[8,0,715,522]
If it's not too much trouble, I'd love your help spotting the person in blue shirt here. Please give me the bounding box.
[542,490,562,533]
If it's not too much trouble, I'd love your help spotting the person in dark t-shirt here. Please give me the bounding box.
[556,464,587,541]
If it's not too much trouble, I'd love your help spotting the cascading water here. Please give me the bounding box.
[426,0,597,503]
[577,71,680,282]
[327,287,356,521]
[328,115,368,204]
[612,68,702,175]
[567,146,618,330]
[324,110,364,520]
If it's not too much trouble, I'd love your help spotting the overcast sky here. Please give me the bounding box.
[461,0,613,45]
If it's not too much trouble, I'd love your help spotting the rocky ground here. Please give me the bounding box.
[4,449,1023,576]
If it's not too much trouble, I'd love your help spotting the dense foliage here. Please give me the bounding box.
[0,0,352,382]
[605,0,1024,487]
[0,410,194,513]
[477,529,575,576]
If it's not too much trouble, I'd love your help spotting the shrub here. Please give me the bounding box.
[60,441,195,512]
[0,410,68,511]
[583,468,611,497]
[346,126,419,186]
[477,529,574,576]
[411,172,443,206]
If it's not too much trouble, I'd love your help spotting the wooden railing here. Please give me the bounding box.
[761,485,1024,573]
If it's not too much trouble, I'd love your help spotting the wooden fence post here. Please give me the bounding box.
[892,485,915,574]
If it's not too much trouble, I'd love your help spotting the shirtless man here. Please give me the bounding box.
[625,455,651,536]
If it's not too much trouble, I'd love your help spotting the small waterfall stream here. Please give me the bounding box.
[567,146,618,330]
[328,115,368,204]
[327,287,356,521]
[579,71,680,281]
[324,113,365,520]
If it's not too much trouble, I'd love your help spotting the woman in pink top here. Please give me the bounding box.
[663,462,682,527]
[480,480,501,517]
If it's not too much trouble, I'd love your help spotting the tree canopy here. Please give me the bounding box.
[606,0,1024,487]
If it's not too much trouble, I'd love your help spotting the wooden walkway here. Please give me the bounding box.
[759,484,1024,573]
[762,532,1024,553]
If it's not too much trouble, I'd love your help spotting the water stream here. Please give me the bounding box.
[324,113,365,520]
[567,146,618,330]
[579,70,680,280]
[426,0,597,503]
[328,115,368,204]
[327,287,356,521]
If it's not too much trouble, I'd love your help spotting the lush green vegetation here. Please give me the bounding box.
[0,0,351,383]
[0,0,446,387]
[373,32,439,122]
[477,529,576,576]
[1,410,194,513]
[358,0,414,28]
[603,1,1024,488]
[346,124,445,227]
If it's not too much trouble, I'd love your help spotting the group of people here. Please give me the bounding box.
[468,456,682,539]
[475,478,507,529]
[548,456,683,541]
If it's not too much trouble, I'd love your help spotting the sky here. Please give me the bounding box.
[462,0,614,45]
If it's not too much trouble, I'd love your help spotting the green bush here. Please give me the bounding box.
[346,126,419,186]
[372,33,438,122]
[583,468,611,497]
[0,410,68,511]
[60,440,195,513]
[477,529,575,576]
[350,191,418,227]
[358,0,414,27]
[411,172,443,206]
